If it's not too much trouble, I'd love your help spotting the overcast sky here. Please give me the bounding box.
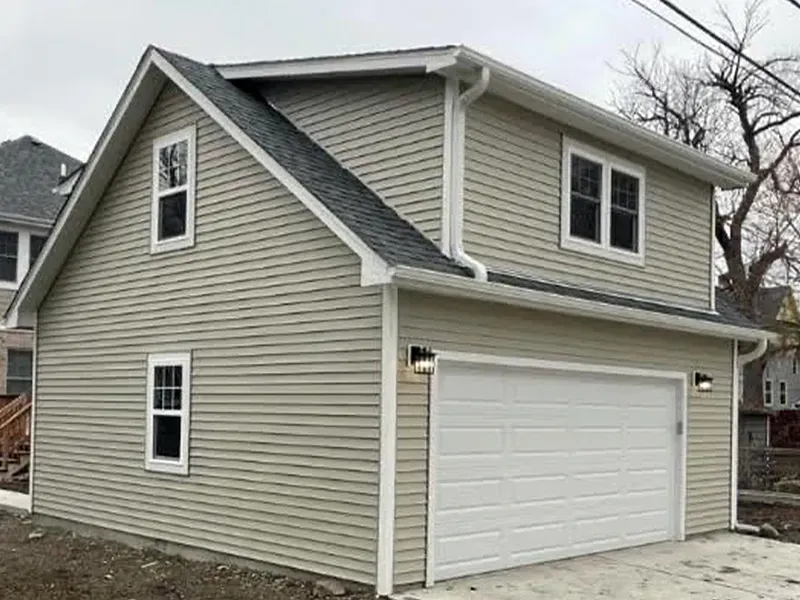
[1,0,798,161]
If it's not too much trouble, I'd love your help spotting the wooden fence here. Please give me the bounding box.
[739,447,800,490]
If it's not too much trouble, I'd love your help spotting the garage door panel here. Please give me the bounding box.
[432,362,679,582]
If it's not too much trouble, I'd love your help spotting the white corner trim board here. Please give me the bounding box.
[376,284,398,596]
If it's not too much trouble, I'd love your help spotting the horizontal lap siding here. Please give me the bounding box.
[34,84,382,584]
[393,290,731,586]
[464,95,712,309]
[266,76,445,242]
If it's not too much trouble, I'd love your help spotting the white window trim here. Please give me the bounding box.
[150,126,196,254]
[560,137,646,267]
[780,380,787,406]
[764,378,773,407]
[0,225,50,291]
[145,352,191,475]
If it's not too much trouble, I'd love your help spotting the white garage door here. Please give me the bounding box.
[431,360,681,583]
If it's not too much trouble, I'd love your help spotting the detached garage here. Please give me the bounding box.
[430,359,683,583]
[393,290,741,588]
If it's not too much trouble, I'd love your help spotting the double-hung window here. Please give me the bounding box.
[780,381,788,406]
[764,379,773,407]
[562,138,646,265]
[151,126,196,253]
[29,235,47,268]
[145,352,191,475]
[0,231,18,283]
[6,349,32,396]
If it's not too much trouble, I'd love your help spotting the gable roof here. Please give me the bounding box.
[217,45,753,190]
[0,136,82,224]
[5,46,766,343]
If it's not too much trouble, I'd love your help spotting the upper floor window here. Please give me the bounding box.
[764,379,773,406]
[561,139,646,266]
[780,381,788,406]
[0,232,18,282]
[29,235,47,268]
[151,126,196,254]
[6,349,32,396]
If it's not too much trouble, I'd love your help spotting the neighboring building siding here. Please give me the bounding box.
[463,94,713,310]
[764,355,800,408]
[394,290,732,586]
[1,329,33,395]
[34,84,383,584]
[265,76,445,243]
[0,289,15,313]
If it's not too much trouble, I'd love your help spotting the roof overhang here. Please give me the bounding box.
[392,266,772,342]
[218,45,753,190]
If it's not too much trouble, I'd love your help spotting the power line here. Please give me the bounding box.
[654,0,800,101]
[785,0,800,11]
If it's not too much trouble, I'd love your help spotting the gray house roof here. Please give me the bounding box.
[158,49,761,334]
[0,136,82,223]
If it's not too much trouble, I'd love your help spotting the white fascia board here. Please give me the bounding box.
[216,47,458,80]
[392,266,769,342]
[151,52,390,285]
[7,47,165,325]
[454,47,753,190]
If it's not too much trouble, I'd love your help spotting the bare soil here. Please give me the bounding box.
[0,511,372,600]
[738,501,800,544]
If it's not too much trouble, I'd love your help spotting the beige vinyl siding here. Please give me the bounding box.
[464,94,713,310]
[34,83,383,584]
[393,290,732,586]
[266,76,445,242]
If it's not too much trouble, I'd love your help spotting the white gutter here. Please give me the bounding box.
[448,67,489,281]
[731,337,769,532]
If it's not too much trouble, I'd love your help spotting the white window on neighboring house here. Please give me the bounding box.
[151,126,196,254]
[29,235,47,268]
[0,231,18,283]
[793,358,797,375]
[145,352,191,475]
[6,349,32,396]
[561,139,646,266]
[780,381,788,406]
[764,379,773,406]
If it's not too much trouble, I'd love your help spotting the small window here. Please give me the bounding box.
[0,231,18,282]
[764,379,773,406]
[146,352,191,474]
[29,235,47,269]
[561,139,645,265]
[6,349,32,396]
[151,127,196,253]
[793,358,797,375]
[780,381,788,406]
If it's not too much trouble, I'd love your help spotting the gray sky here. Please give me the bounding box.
[2,0,798,161]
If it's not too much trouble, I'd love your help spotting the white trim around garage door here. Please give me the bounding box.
[424,350,689,587]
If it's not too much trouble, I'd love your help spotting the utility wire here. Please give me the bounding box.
[654,0,800,101]
[785,0,800,11]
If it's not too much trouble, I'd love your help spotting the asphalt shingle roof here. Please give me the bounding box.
[0,136,82,222]
[159,48,761,335]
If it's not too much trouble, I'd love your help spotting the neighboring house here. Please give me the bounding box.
[732,286,800,447]
[0,136,81,395]
[3,46,768,594]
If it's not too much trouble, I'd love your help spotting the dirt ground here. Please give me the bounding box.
[0,511,372,600]
[738,501,800,544]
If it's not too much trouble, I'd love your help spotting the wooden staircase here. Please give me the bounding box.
[0,394,31,490]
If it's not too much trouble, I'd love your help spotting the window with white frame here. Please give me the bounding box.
[151,126,196,253]
[561,139,646,265]
[0,231,18,282]
[146,352,191,474]
[780,381,788,406]
[29,235,47,268]
[764,379,773,406]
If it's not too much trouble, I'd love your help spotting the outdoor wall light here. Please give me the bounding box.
[408,345,436,375]
[694,371,714,392]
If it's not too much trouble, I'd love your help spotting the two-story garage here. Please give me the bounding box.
[4,46,768,596]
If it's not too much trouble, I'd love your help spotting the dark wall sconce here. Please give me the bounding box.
[693,371,714,392]
[408,345,436,375]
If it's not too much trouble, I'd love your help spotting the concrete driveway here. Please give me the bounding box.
[394,533,800,600]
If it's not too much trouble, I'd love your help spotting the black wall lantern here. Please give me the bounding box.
[408,345,436,375]
[693,371,714,392]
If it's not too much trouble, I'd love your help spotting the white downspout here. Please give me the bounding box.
[448,67,489,281]
[732,336,769,533]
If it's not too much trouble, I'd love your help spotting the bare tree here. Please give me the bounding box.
[612,0,800,318]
